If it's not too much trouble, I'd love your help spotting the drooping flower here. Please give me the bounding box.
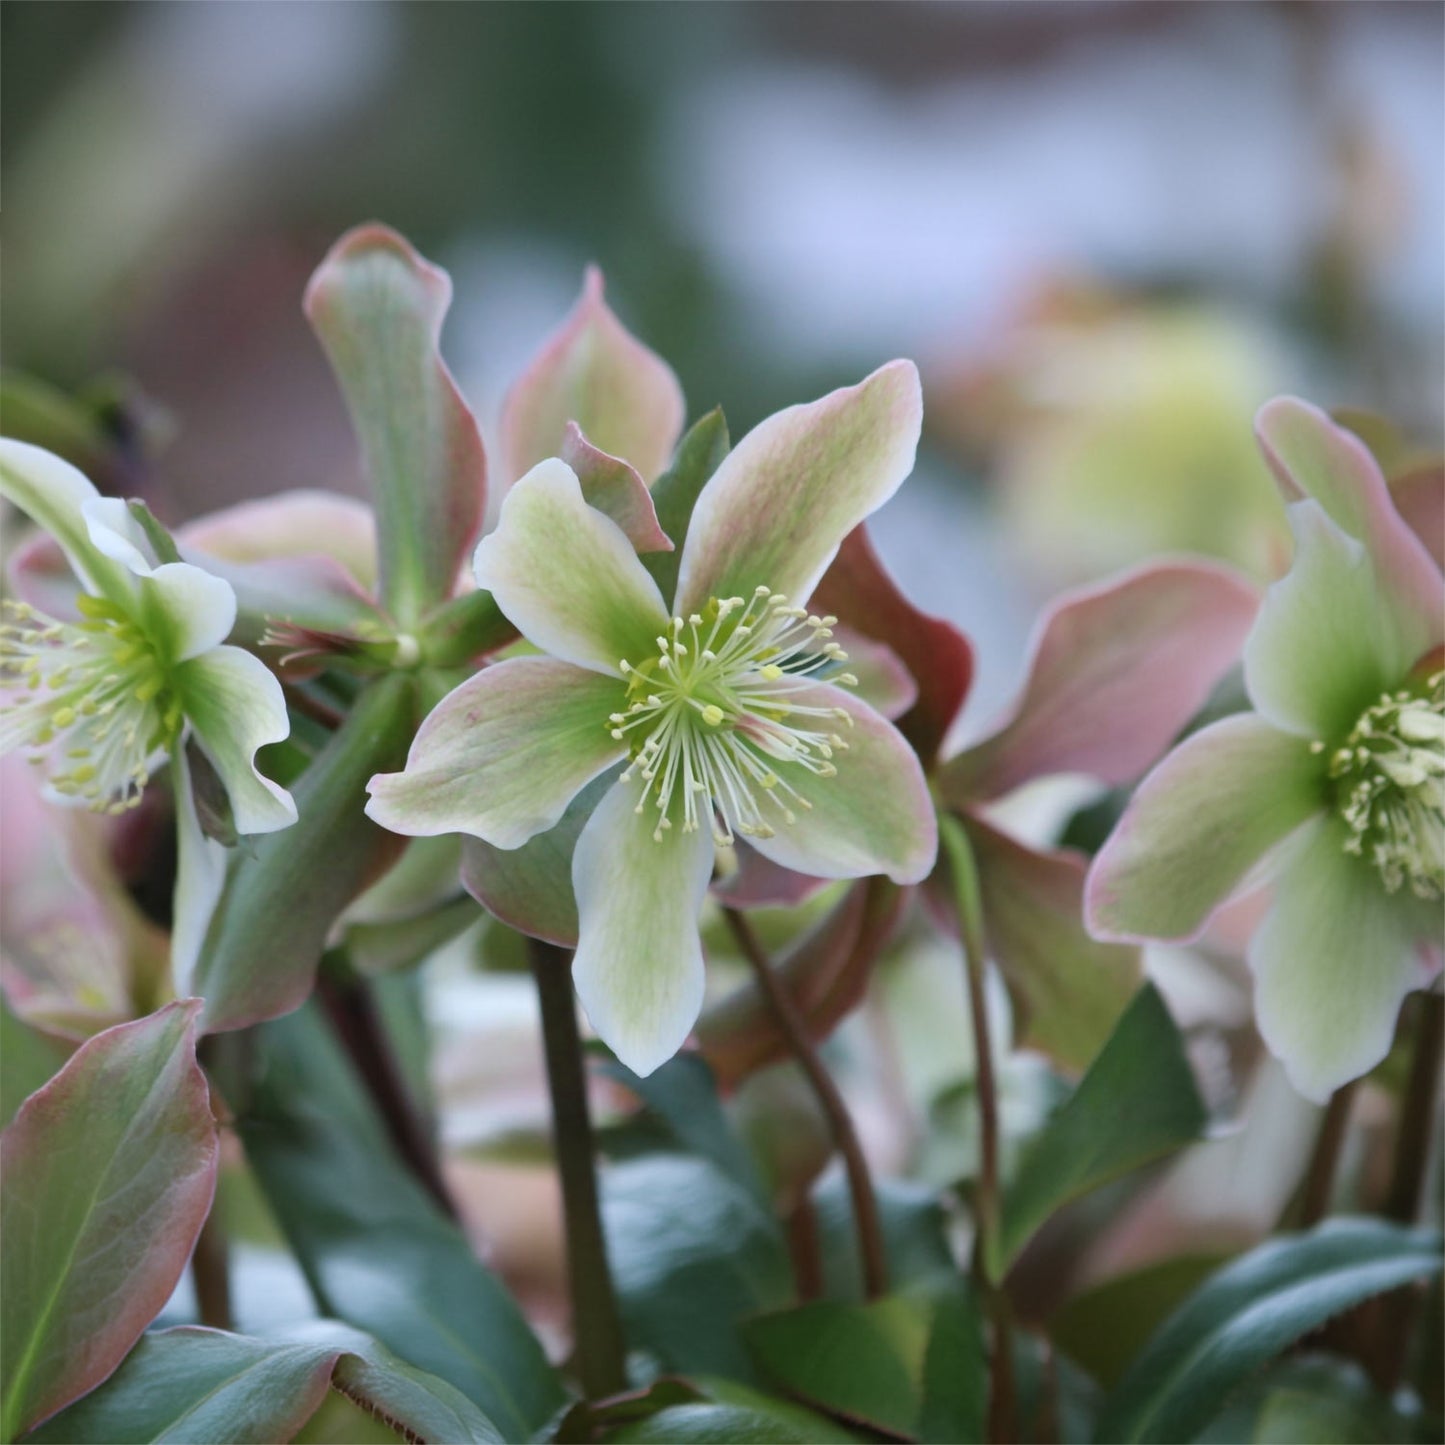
[0,440,297,989]
[367,362,937,1074]
[1086,398,1445,1101]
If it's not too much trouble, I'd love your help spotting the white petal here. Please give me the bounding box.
[169,747,230,996]
[83,496,156,575]
[140,563,239,663]
[571,776,714,1076]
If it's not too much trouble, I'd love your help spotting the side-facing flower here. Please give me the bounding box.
[0,441,297,990]
[367,362,937,1075]
[1086,398,1445,1101]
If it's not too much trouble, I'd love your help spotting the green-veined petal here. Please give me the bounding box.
[366,658,625,848]
[571,776,714,1077]
[1086,714,1326,943]
[473,459,670,676]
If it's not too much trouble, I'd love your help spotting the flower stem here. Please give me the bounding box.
[723,907,889,1300]
[528,938,629,1399]
[190,1202,232,1331]
[939,812,1016,1445]
[1384,988,1443,1225]
[1294,1079,1358,1229]
[316,956,458,1221]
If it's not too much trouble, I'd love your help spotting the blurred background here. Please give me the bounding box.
[4,0,1442,717]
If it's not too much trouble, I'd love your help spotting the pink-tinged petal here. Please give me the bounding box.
[941,560,1259,804]
[367,657,624,849]
[500,266,685,486]
[711,844,829,909]
[0,1001,218,1440]
[305,224,486,626]
[180,490,378,589]
[1390,464,1445,570]
[834,626,917,721]
[7,532,83,620]
[473,458,670,675]
[698,877,905,1088]
[963,812,1140,1074]
[1256,397,1444,634]
[1244,501,1438,741]
[1086,714,1326,945]
[674,362,923,616]
[811,525,974,766]
[571,776,714,1077]
[746,682,937,886]
[1251,816,1442,1102]
[560,422,673,554]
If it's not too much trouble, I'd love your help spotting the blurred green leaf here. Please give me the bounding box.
[1,1003,218,1443]
[606,1378,859,1444]
[813,1173,955,1303]
[196,675,417,1033]
[744,1285,985,1440]
[603,1154,792,1386]
[994,983,1207,1277]
[640,409,729,601]
[30,1322,506,1445]
[226,1003,566,1440]
[1096,1219,1444,1444]
[1051,1253,1230,1389]
[305,226,487,627]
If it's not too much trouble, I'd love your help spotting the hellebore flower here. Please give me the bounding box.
[1086,399,1445,1101]
[367,362,937,1074]
[0,441,296,989]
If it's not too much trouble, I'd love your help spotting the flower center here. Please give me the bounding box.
[0,595,183,813]
[1319,669,1444,899]
[608,586,857,844]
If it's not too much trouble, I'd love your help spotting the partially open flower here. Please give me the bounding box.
[367,362,937,1075]
[1086,399,1445,1101]
[0,441,296,990]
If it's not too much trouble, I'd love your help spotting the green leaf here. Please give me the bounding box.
[1,1003,218,1442]
[28,1322,506,1445]
[1051,1253,1230,1390]
[994,983,1207,1278]
[744,1286,986,1440]
[640,409,729,602]
[224,1002,566,1440]
[607,1379,860,1444]
[305,225,487,626]
[603,1154,792,1385]
[812,1173,955,1303]
[599,1052,766,1204]
[195,675,418,1033]
[126,499,182,565]
[1096,1218,1444,1444]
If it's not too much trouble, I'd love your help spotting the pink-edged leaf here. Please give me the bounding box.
[1256,397,1444,636]
[811,525,974,766]
[305,224,486,626]
[962,811,1141,1074]
[0,1001,219,1440]
[698,878,905,1088]
[1391,463,1445,570]
[712,844,829,909]
[560,422,673,553]
[500,266,685,486]
[941,560,1259,805]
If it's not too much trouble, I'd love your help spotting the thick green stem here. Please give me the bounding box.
[529,938,629,1399]
[940,812,1016,1445]
[723,907,888,1300]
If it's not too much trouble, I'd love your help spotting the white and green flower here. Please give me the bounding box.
[0,440,297,990]
[1086,399,1444,1101]
[367,362,937,1075]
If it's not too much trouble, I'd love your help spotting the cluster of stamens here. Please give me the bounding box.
[609,586,858,844]
[0,597,181,813]
[1316,669,1444,899]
